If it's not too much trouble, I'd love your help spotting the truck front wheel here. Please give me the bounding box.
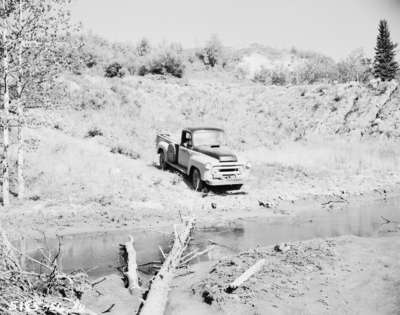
[159,151,167,170]
[191,168,204,191]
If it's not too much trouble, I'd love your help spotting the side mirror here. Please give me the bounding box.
[187,140,193,148]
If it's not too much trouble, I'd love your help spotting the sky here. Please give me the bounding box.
[71,0,400,60]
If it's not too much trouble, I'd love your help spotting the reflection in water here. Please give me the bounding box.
[22,196,400,278]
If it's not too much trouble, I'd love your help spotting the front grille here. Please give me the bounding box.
[212,164,243,179]
[219,168,239,172]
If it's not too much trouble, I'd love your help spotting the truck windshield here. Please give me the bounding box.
[192,130,225,147]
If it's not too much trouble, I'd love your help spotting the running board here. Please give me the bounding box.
[166,162,188,174]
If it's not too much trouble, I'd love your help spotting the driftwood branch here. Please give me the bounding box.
[179,245,215,266]
[101,303,115,313]
[381,216,400,224]
[158,246,166,260]
[225,259,266,293]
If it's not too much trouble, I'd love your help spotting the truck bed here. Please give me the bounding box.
[155,133,179,146]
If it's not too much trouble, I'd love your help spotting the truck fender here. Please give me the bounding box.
[188,154,216,180]
[157,141,169,156]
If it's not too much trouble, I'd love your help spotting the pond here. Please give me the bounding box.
[20,196,400,278]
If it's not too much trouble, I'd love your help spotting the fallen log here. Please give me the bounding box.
[225,259,266,293]
[139,218,195,315]
[123,235,140,293]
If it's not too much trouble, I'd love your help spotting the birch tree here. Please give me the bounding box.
[0,0,14,206]
[5,0,76,201]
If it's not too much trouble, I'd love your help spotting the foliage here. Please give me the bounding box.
[86,126,103,138]
[373,20,399,81]
[197,34,224,67]
[249,50,344,85]
[136,38,151,57]
[253,68,287,85]
[105,62,125,78]
[110,145,140,159]
[138,43,185,78]
[295,55,338,84]
[337,49,372,83]
[1,0,79,107]
[0,232,91,314]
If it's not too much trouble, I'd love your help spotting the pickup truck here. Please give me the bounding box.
[156,127,251,191]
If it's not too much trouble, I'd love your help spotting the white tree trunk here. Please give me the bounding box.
[139,219,195,315]
[2,0,10,206]
[17,0,25,200]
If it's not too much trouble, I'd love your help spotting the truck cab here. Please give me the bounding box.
[156,127,250,191]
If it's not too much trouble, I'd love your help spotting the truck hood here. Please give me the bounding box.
[193,146,238,162]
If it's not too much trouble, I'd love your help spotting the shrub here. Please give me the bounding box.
[197,35,224,67]
[253,67,271,84]
[136,38,151,57]
[104,62,125,78]
[139,43,185,78]
[85,127,103,138]
[84,53,97,68]
[270,70,287,85]
[295,55,339,84]
[253,67,287,85]
[337,49,372,83]
[110,145,140,159]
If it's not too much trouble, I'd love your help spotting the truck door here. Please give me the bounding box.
[178,130,192,169]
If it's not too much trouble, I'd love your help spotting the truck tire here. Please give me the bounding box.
[159,151,167,170]
[191,168,204,191]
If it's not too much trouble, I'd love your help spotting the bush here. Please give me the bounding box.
[253,67,287,85]
[197,35,224,67]
[85,127,103,138]
[110,145,140,159]
[136,38,151,57]
[104,62,125,78]
[270,70,287,85]
[253,67,271,84]
[84,53,97,68]
[337,49,372,83]
[295,56,339,84]
[138,43,185,78]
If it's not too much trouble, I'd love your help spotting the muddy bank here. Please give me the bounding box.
[9,195,400,315]
[167,235,400,315]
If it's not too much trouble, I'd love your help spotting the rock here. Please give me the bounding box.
[274,243,290,253]
[258,200,271,208]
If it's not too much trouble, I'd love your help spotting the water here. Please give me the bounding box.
[191,196,400,252]
[22,196,400,278]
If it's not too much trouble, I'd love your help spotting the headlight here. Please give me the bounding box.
[245,162,252,170]
[205,163,212,170]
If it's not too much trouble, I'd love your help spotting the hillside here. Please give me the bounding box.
[1,73,399,237]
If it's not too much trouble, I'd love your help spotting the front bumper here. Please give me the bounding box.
[203,165,249,186]
[205,178,244,186]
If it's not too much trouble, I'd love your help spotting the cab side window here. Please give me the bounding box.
[181,131,192,148]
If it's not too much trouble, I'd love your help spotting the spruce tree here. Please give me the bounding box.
[373,20,399,81]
